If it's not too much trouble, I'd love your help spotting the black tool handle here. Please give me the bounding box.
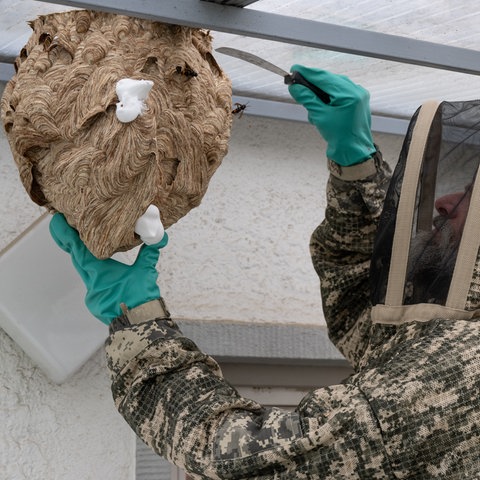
[285,71,331,104]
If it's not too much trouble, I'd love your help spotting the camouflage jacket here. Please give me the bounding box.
[105,153,480,479]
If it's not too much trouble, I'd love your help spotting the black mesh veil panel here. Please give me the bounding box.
[371,100,480,310]
[370,107,421,305]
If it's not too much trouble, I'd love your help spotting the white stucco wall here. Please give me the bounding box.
[161,116,403,323]
[0,78,404,479]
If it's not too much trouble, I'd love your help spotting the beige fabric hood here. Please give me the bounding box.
[371,100,480,324]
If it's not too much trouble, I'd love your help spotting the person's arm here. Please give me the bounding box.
[288,66,392,367]
[311,154,391,367]
[105,307,391,479]
[50,212,392,479]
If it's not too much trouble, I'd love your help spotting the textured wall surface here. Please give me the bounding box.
[0,76,403,479]
[159,116,402,324]
[161,114,329,323]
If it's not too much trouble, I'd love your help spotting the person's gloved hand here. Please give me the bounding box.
[288,65,376,166]
[49,213,168,325]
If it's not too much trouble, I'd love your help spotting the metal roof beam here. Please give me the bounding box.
[36,0,480,75]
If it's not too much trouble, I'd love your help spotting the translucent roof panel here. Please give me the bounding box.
[212,0,480,122]
[247,0,480,49]
[2,0,480,133]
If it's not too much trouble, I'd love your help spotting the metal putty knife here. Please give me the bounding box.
[216,46,331,104]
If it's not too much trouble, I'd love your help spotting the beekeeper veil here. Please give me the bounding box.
[371,99,480,325]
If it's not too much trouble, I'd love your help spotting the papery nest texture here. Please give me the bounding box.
[1,10,232,258]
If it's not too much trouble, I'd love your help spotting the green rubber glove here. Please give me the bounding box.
[49,213,168,325]
[288,65,376,166]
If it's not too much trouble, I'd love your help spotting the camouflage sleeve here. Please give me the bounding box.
[105,315,394,479]
[311,150,391,366]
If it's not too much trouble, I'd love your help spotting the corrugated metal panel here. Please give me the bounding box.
[214,31,480,120]
[2,0,480,130]
[237,0,480,119]
[248,0,480,49]
[136,438,173,480]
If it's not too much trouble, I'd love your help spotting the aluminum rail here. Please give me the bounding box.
[232,95,409,135]
[35,0,480,76]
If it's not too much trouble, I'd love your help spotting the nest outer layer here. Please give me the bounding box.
[1,10,233,258]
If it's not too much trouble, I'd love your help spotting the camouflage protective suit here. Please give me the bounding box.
[105,150,480,479]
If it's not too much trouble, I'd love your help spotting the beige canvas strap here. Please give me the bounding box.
[328,157,377,181]
[121,298,170,324]
[372,302,480,325]
[385,100,441,306]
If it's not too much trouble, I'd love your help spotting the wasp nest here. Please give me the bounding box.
[1,10,232,258]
